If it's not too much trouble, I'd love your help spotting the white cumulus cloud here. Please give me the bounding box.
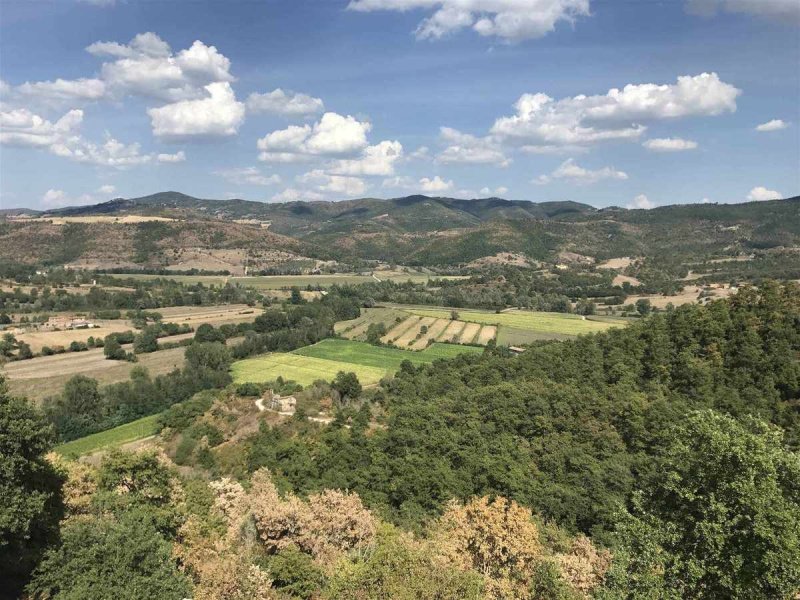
[490,73,739,151]
[148,82,245,139]
[215,166,281,186]
[755,119,789,132]
[347,0,591,41]
[41,188,99,208]
[643,137,698,151]
[436,127,510,166]
[3,78,107,109]
[157,151,186,163]
[257,112,371,162]
[747,186,783,201]
[97,184,116,194]
[328,140,404,176]
[627,194,655,209]
[480,186,509,196]
[298,169,368,197]
[1,107,163,168]
[246,88,324,117]
[419,175,454,193]
[270,187,326,203]
[93,34,234,102]
[536,158,628,184]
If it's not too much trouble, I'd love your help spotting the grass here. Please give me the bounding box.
[496,327,572,346]
[232,339,482,387]
[404,308,622,335]
[54,414,161,458]
[294,338,482,370]
[231,352,388,387]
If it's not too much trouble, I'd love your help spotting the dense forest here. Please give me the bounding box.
[2,283,798,598]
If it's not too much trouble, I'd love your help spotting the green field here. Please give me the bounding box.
[232,352,388,386]
[294,339,482,370]
[404,308,624,335]
[54,414,161,458]
[232,339,482,387]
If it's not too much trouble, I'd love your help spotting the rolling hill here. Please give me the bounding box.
[1,193,798,268]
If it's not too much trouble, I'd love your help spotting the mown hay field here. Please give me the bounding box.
[335,307,409,337]
[16,322,133,353]
[4,346,188,403]
[406,307,621,335]
[54,413,161,458]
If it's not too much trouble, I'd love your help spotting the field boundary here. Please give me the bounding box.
[54,414,161,458]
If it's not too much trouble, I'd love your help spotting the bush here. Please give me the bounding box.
[236,382,263,397]
[261,545,324,599]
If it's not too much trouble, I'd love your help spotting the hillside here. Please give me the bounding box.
[2,193,798,268]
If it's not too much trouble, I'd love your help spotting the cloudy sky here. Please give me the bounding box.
[1,0,798,210]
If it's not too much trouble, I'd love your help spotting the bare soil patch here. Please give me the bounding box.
[597,257,635,269]
[613,274,642,287]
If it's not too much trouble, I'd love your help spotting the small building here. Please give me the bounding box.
[268,392,297,414]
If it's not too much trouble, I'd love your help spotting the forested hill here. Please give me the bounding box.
[2,193,799,266]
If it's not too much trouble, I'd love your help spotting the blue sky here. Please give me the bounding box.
[1,0,798,210]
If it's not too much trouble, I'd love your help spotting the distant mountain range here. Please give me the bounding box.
[2,192,798,268]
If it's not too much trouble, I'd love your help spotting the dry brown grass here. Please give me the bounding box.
[458,323,481,344]
[612,274,642,286]
[395,317,436,348]
[156,304,258,327]
[4,346,186,403]
[409,318,449,350]
[624,283,736,309]
[476,325,498,345]
[381,316,421,344]
[16,322,132,352]
[597,257,635,269]
[437,320,466,343]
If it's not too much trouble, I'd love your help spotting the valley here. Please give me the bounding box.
[2,193,798,600]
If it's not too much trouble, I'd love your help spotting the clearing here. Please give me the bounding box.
[54,414,161,458]
[4,346,187,402]
[294,339,482,371]
[623,283,736,309]
[597,257,636,269]
[156,304,258,327]
[232,339,482,387]
[231,352,388,387]
[335,307,410,339]
[15,321,132,353]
